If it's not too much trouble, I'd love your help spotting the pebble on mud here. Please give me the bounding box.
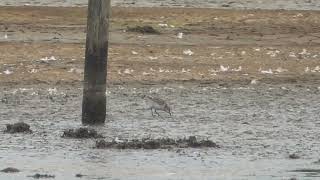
[95,136,219,149]
[0,167,20,173]
[27,173,55,179]
[4,122,32,134]
[313,159,320,164]
[126,25,160,34]
[62,128,103,139]
[289,153,300,159]
[75,174,85,178]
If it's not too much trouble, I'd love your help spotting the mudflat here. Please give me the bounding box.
[0,4,320,180]
[0,6,319,85]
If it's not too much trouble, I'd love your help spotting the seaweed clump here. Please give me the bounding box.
[0,167,20,173]
[4,122,32,134]
[27,173,55,179]
[289,153,300,159]
[62,128,103,139]
[126,25,160,34]
[96,136,219,149]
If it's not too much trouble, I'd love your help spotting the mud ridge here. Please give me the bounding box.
[96,136,219,149]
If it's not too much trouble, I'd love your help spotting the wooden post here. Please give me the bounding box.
[82,0,110,125]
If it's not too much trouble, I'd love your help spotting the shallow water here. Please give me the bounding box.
[1,83,320,179]
[0,0,320,10]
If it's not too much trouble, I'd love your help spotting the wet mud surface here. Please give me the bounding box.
[0,0,320,10]
[0,83,320,179]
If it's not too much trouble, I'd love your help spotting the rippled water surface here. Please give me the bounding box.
[0,0,320,10]
[1,83,320,179]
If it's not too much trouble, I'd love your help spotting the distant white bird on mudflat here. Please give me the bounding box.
[142,95,172,117]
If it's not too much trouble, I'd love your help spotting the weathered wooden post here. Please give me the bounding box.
[82,0,111,125]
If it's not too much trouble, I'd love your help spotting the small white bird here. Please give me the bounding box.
[142,95,172,117]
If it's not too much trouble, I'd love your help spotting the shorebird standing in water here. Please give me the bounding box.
[142,95,172,117]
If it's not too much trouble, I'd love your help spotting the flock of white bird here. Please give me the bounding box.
[0,48,319,77]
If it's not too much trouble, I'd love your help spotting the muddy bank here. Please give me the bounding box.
[0,0,320,10]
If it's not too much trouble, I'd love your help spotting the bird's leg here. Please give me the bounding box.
[154,110,161,117]
[155,110,165,120]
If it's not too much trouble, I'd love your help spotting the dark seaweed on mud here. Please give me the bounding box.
[27,173,55,179]
[96,136,219,149]
[4,122,32,134]
[61,128,103,139]
[126,25,160,34]
[0,167,20,173]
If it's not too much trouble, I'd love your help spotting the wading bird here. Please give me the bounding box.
[142,95,172,117]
